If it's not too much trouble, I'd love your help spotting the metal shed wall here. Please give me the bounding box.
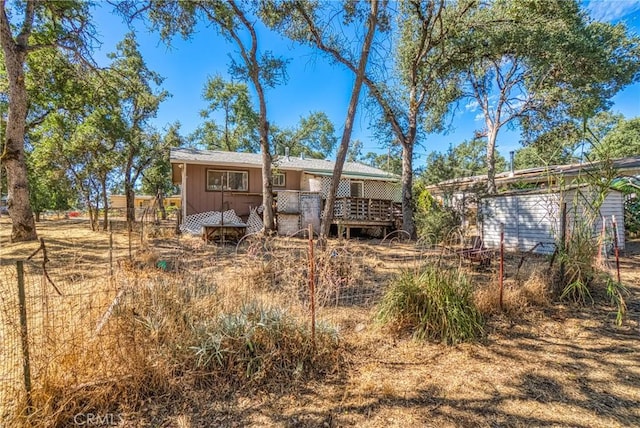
[481,188,624,254]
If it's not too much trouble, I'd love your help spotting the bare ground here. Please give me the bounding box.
[1,218,639,427]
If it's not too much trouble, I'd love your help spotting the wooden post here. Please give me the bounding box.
[499,223,504,311]
[308,223,316,349]
[16,261,33,416]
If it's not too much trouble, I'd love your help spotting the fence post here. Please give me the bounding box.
[109,220,114,278]
[16,261,33,416]
[499,223,504,311]
[308,223,316,349]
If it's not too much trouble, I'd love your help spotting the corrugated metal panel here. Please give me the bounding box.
[516,194,559,253]
[481,187,625,254]
[482,196,518,249]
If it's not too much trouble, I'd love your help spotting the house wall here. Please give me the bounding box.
[481,188,624,254]
[565,188,625,251]
[300,174,401,202]
[183,164,301,217]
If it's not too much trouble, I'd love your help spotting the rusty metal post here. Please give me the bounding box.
[612,215,621,284]
[499,223,504,311]
[16,261,33,416]
[308,223,316,348]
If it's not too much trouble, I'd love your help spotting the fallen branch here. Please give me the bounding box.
[27,238,63,296]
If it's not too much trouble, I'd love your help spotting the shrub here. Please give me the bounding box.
[376,266,484,344]
[556,225,598,303]
[415,204,460,243]
[190,302,341,385]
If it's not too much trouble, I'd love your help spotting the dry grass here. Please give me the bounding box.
[474,266,553,316]
[1,218,639,427]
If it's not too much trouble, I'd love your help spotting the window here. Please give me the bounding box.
[272,172,286,187]
[351,181,364,198]
[207,170,248,192]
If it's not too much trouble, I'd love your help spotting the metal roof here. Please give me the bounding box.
[429,156,640,190]
[170,147,399,181]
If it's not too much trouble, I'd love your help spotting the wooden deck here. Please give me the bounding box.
[331,197,401,238]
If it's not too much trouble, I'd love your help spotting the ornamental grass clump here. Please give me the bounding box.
[376,266,484,344]
[190,302,341,385]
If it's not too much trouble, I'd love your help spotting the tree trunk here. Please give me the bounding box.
[157,188,167,220]
[125,184,135,223]
[400,142,416,239]
[84,192,96,231]
[486,125,498,194]
[102,179,109,231]
[0,6,37,242]
[260,130,274,232]
[319,0,379,242]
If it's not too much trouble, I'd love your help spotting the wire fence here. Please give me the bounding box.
[0,219,447,425]
[1,217,584,425]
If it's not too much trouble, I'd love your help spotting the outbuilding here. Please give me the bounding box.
[481,185,625,254]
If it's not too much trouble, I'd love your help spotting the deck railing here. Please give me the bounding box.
[333,197,397,221]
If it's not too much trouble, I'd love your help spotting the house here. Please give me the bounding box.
[110,194,182,210]
[169,148,401,236]
[428,156,640,253]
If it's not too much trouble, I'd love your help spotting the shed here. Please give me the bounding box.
[481,186,625,254]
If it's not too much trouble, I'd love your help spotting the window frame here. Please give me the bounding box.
[206,169,249,192]
[272,172,286,187]
[350,180,364,198]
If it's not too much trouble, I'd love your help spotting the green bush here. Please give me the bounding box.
[415,204,460,243]
[376,266,484,344]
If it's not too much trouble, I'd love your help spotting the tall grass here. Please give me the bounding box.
[191,302,340,385]
[556,224,598,303]
[15,263,341,427]
[376,266,484,344]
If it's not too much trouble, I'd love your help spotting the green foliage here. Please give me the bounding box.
[606,278,628,327]
[624,198,640,234]
[191,74,259,152]
[271,111,337,159]
[600,117,640,159]
[141,122,184,197]
[421,138,507,185]
[348,139,402,175]
[191,302,339,383]
[376,266,484,345]
[414,187,460,243]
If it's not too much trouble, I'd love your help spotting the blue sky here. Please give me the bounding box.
[92,1,640,166]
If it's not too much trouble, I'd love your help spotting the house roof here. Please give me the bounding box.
[480,183,623,199]
[429,156,640,191]
[170,147,399,181]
